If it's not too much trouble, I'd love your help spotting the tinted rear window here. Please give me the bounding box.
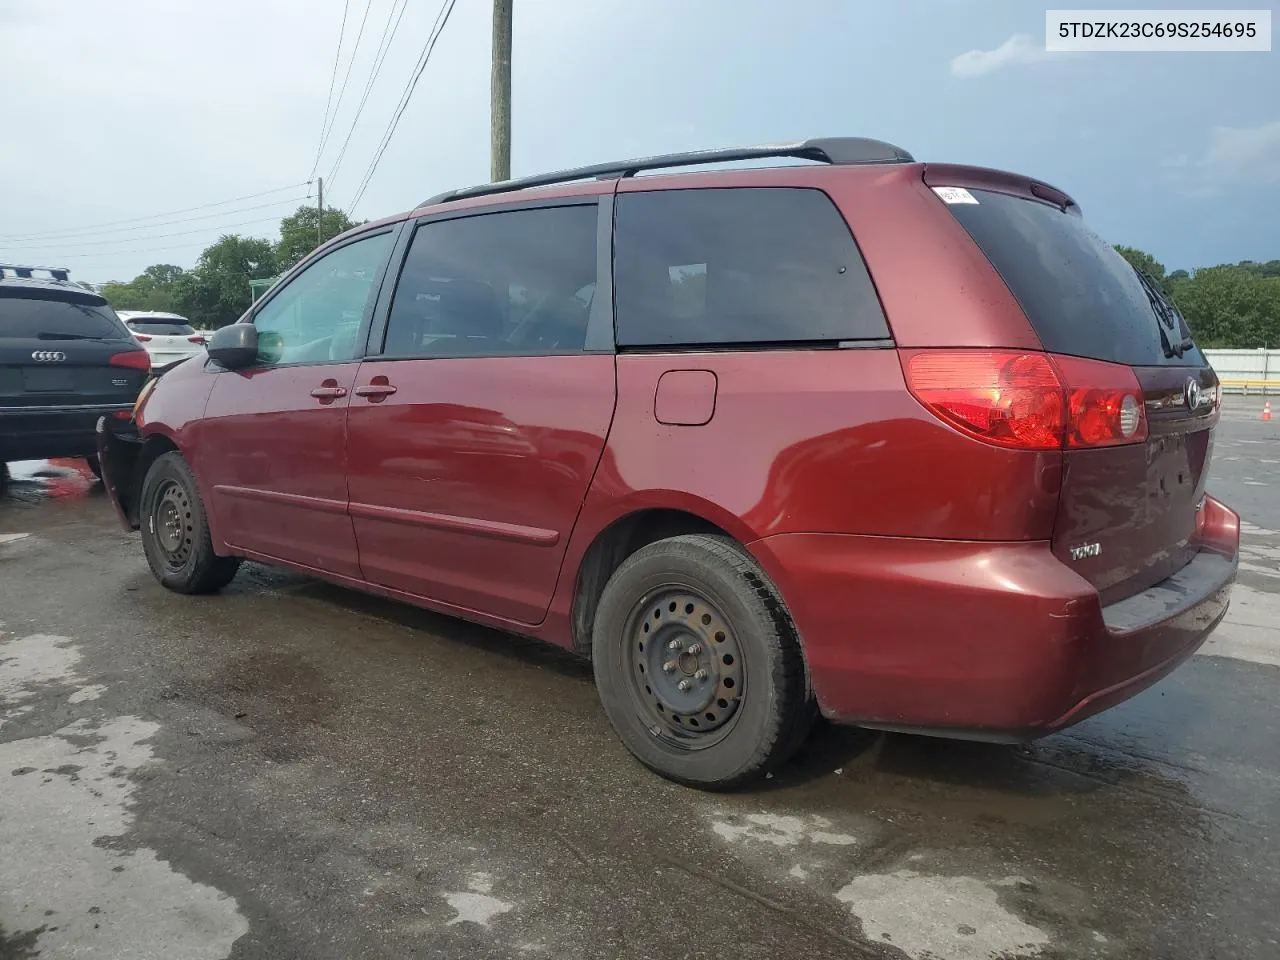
[0,291,129,340]
[614,187,889,347]
[127,320,195,336]
[944,188,1204,367]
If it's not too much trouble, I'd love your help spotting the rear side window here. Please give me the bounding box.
[943,188,1205,367]
[382,204,598,358]
[614,187,888,347]
[0,290,129,340]
[127,320,195,336]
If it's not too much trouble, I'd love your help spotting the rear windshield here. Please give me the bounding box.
[943,188,1205,367]
[0,290,130,340]
[127,320,195,336]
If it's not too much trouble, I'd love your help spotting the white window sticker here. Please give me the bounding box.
[931,186,979,205]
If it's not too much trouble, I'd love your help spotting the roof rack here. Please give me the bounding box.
[419,136,914,207]
[0,263,71,282]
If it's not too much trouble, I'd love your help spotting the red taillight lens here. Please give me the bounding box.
[188,335,206,344]
[904,350,1064,449]
[904,350,1147,451]
[133,333,152,342]
[1052,354,1148,448]
[109,350,151,372]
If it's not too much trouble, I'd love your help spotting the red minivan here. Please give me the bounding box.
[99,138,1239,789]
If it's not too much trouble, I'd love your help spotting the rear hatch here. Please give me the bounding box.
[126,317,203,362]
[1,285,150,409]
[938,184,1217,605]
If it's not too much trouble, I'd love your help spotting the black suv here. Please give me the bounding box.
[1,265,151,475]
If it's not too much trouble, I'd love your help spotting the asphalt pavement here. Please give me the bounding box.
[1,397,1277,960]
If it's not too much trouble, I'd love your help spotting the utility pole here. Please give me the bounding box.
[316,177,325,246]
[490,0,512,182]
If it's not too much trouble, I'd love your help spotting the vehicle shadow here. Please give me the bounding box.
[248,569,595,684]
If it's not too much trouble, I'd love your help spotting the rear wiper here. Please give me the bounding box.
[1133,270,1189,358]
[36,332,105,341]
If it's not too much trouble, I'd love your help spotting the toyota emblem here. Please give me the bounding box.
[1184,378,1202,411]
[31,350,67,362]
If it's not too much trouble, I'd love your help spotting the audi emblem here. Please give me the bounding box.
[31,351,67,362]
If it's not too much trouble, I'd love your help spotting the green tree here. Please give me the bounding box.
[175,235,278,329]
[1171,266,1280,349]
[275,205,361,272]
[1113,245,1171,292]
[101,263,187,313]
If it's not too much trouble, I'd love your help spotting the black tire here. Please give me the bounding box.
[592,534,816,790]
[85,455,102,480]
[138,451,240,594]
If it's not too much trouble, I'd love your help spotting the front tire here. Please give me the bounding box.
[138,451,240,594]
[592,534,815,790]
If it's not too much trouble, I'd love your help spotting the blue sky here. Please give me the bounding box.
[1,0,1275,281]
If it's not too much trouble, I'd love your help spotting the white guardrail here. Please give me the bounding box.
[1204,349,1280,395]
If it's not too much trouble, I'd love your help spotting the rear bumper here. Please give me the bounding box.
[748,494,1240,739]
[146,349,203,368]
[0,403,132,460]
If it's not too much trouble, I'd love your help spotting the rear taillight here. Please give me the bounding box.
[1052,354,1148,448]
[903,350,1147,451]
[188,335,206,345]
[109,350,151,372]
[133,333,152,342]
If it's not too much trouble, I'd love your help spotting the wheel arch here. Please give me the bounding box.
[121,432,181,527]
[569,504,748,657]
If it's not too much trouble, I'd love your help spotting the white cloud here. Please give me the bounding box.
[950,33,1050,78]
[1201,120,1280,185]
[1161,120,1280,198]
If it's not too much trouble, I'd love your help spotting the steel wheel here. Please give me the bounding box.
[150,479,195,572]
[627,587,746,750]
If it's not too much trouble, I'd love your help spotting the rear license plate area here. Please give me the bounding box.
[22,368,74,392]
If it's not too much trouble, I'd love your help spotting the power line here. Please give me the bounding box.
[348,0,459,212]
[2,214,296,252]
[346,0,455,209]
[310,0,351,180]
[0,183,310,241]
[1,196,311,243]
[325,0,412,187]
[47,237,252,262]
[314,0,376,177]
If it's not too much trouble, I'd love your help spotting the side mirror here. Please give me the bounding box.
[207,324,259,370]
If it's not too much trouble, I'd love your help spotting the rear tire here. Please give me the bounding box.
[592,534,815,790]
[138,451,240,594]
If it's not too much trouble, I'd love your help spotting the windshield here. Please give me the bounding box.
[943,188,1206,367]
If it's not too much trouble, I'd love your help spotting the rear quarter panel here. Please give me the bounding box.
[579,349,1060,543]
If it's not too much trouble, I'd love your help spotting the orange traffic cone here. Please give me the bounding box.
[1264,401,1273,422]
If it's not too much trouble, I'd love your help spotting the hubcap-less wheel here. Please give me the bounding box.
[151,480,194,570]
[629,588,745,749]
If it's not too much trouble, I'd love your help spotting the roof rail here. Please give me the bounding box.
[418,136,914,207]
[0,263,71,282]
